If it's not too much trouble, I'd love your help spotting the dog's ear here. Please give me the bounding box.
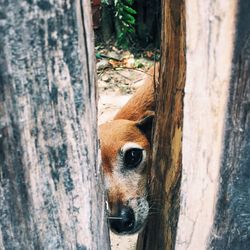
[136,111,155,143]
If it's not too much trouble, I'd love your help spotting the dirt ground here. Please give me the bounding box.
[97,52,154,249]
[98,67,147,123]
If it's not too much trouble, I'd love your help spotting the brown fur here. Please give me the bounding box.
[99,120,150,175]
[99,119,150,209]
[98,64,158,234]
[114,64,158,121]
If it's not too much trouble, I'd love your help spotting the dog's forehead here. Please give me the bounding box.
[99,119,148,147]
[99,119,149,173]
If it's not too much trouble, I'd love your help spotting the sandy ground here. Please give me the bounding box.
[110,233,138,250]
[97,67,147,123]
[97,67,148,250]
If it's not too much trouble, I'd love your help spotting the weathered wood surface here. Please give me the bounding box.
[138,0,250,249]
[0,1,110,249]
[209,1,250,249]
[137,0,186,249]
[176,1,237,249]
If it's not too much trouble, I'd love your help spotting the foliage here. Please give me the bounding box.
[114,0,136,48]
[101,0,111,4]
[102,0,137,48]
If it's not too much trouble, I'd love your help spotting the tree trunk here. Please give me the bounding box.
[135,0,161,47]
[0,1,110,249]
[138,0,250,250]
[101,2,114,42]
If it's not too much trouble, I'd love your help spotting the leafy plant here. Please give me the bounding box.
[101,0,110,4]
[101,0,137,48]
[114,0,137,48]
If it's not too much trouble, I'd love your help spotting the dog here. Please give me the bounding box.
[99,64,158,235]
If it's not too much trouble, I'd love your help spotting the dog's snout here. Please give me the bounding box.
[109,205,135,234]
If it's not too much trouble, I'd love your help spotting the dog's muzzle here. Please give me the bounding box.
[108,205,135,234]
[107,197,149,235]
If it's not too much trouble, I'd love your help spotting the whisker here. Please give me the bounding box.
[148,199,162,203]
[149,207,161,212]
[148,201,163,207]
[149,204,163,209]
[146,193,162,199]
[148,211,161,216]
[148,203,163,212]
[108,216,123,220]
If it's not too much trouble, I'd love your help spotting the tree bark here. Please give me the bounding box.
[101,2,114,42]
[136,0,161,47]
[137,0,186,249]
[0,1,110,249]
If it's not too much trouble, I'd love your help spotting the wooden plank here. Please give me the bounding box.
[137,0,250,249]
[209,1,250,249]
[0,1,110,249]
[137,0,186,249]
[176,1,237,249]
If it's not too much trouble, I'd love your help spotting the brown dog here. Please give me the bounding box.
[99,64,158,235]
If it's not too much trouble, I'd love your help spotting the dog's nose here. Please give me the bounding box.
[109,206,135,234]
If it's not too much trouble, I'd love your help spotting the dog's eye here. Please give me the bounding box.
[123,148,143,169]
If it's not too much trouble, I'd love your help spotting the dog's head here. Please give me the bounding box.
[99,113,154,235]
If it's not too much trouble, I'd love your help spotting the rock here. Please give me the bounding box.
[96,59,111,70]
[107,51,121,61]
[102,75,110,82]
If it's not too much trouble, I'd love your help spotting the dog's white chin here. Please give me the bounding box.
[127,197,149,235]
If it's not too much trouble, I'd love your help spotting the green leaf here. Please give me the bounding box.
[101,0,110,4]
[118,30,125,39]
[124,5,137,14]
[124,13,135,24]
[125,0,134,5]
[127,27,135,33]
[121,20,130,28]
[114,0,136,48]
